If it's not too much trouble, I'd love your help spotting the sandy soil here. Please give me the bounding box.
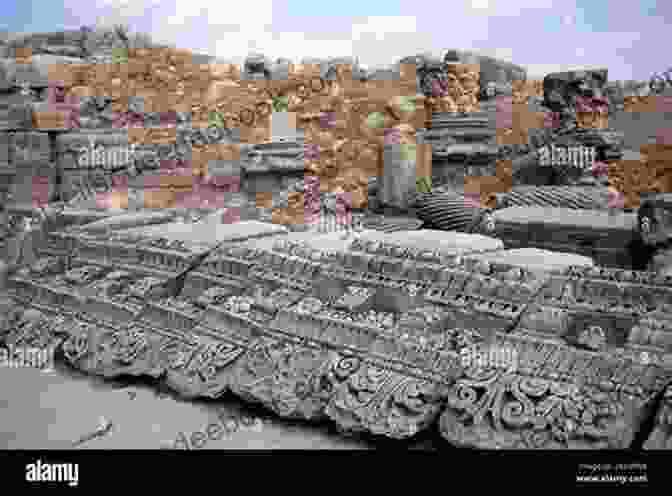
[0,360,370,449]
[0,360,442,450]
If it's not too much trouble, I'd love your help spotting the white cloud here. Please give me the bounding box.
[93,0,163,26]
[77,0,651,80]
[467,0,492,12]
[351,16,418,42]
[465,0,556,16]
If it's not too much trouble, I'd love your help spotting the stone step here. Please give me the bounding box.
[424,128,497,141]
[432,143,500,157]
[429,117,491,128]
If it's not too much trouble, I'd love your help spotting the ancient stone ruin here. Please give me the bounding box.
[2,28,672,451]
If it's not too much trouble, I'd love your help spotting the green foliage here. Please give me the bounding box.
[416,176,432,193]
[272,95,289,113]
[209,110,225,128]
[399,143,417,162]
[111,47,128,64]
[396,95,416,113]
[366,112,385,129]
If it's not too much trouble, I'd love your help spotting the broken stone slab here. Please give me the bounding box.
[354,229,503,260]
[415,192,485,232]
[0,54,85,89]
[488,207,640,268]
[464,248,595,273]
[78,211,177,233]
[643,385,672,449]
[114,220,289,247]
[493,206,638,231]
[543,69,608,112]
[40,45,84,58]
[498,186,612,210]
[6,213,671,445]
[439,333,672,449]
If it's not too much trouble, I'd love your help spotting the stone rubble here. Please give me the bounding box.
[2,28,672,451]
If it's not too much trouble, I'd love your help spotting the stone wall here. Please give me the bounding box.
[2,33,576,223]
[0,42,448,223]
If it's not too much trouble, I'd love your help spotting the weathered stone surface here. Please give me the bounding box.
[644,385,672,449]
[4,213,672,447]
[497,186,612,210]
[415,191,486,232]
[439,335,669,449]
[465,248,595,273]
[543,69,608,113]
[487,207,641,268]
[78,211,176,233]
[3,27,672,449]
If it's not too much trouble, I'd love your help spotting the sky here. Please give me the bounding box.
[1,0,669,81]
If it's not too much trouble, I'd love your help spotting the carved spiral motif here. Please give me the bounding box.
[109,328,149,364]
[187,342,242,382]
[159,339,195,370]
[332,355,362,380]
[442,369,622,448]
[63,332,90,363]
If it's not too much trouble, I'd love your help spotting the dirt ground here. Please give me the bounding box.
[0,360,441,450]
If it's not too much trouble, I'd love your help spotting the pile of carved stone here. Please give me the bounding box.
[2,212,672,449]
[540,70,624,167]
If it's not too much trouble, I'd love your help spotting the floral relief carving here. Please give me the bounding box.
[439,366,630,449]
[160,338,245,399]
[326,356,450,438]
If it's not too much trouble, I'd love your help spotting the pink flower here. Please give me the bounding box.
[431,80,446,97]
[95,192,114,209]
[335,192,353,226]
[31,176,50,207]
[495,96,513,128]
[463,192,481,208]
[384,128,402,145]
[543,111,561,129]
[159,111,177,126]
[655,128,672,145]
[654,96,672,112]
[111,112,128,128]
[208,175,241,192]
[320,112,336,129]
[607,188,625,209]
[591,161,609,177]
[304,143,320,160]
[47,81,67,105]
[221,207,241,224]
[111,175,129,188]
[127,112,145,127]
[160,160,178,172]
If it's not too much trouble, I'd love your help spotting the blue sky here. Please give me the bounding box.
[1,0,668,81]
